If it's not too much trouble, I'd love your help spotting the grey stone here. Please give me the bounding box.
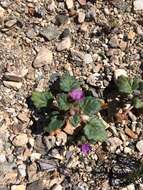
[40,26,59,41]
[83,54,93,64]
[5,19,17,28]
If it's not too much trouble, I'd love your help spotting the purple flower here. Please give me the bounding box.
[69,89,84,101]
[79,144,91,155]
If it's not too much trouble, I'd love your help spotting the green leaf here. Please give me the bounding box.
[31,91,53,109]
[70,115,80,127]
[132,97,143,109]
[83,118,107,142]
[60,72,80,92]
[57,94,71,111]
[80,96,101,115]
[116,75,132,95]
[45,115,64,133]
[131,77,140,91]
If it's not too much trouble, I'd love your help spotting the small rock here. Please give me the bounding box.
[109,35,119,48]
[0,0,11,8]
[26,28,37,39]
[78,11,85,23]
[83,54,93,64]
[4,67,28,82]
[56,37,71,51]
[114,69,127,81]
[78,0,86,5]
[134,0,143,11]
[66,0,74,9]
[43,136,56,151]
[0,154,6,163]
[60,28,70,39]
[30,152,41,161]
[52,184,63,190]
[38,159,57,171]
[27,162,38,182]
[127,184,135,190]
[3,81,22,90]
[12,134,28,147]
[107,137,123,152]
[56,131,67,146]
[33,47,53,68]
[18,164,26,177]
[5,19,17,28]
[139,184,143,190]
[17,112,29,123]
[136,140,143,154]
[39,26,59,41]
[11,185,26,190]
[125,127,137,139]
[0,6,5,19]
[128,31,136,40]
[55,14,68,26]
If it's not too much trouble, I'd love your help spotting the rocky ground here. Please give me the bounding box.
[0,0,143,189]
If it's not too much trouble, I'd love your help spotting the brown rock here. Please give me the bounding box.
[125,127,137,139]
[33,47,53,68]
[3,81,22,90]
[11,185,26,190]
[12,134,28,147]
[56,37,71,51]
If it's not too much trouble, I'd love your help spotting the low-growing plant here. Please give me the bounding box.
[115,74,143,110]
[31,72,107,143]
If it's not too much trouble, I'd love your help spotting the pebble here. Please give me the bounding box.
[43,136,56,151]
[18,164,26,177]
[83,54,93,64]
[33,47,53,68]
[12,134,28,147]
[0,6,5,19]
[109,35,119,48]
[114,69,127,81]
[56,37,71,51]
[11,185,26,190]
[134,0,143,11]
[107,137,123,152]
[128,31,136,40]
[0,154,6,163]
[78,11,85,23]
[66,0,74,9]
[39,26,59,41]
[4,68,28,82]
[5,19,17,28]
[30,152,41,161]
[136,140,143,154]
[55,14,68,26]
[3,81,22,90]
[52,184,63,190]
[127,184,135,190]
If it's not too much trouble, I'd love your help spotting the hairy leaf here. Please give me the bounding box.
[132,97,143,109]
[45,115,64,133]
[31,91,53,109]
[80,96,101,115]
[116,75,132,95]
[130,77,140,91]
[83,118,107,142]
[57,94,71,111]
[60,72,80,92]
[70,115,80,127]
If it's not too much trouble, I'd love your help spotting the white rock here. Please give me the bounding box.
[78,11,85,23]
[11,185,26,190]
[127,184,135,190]
[84,54,93,64]
[139,184,143,190]
[18,164,26,177]
[114,69,128,81]
[52,184,63,190]
[0,154,6,163]
[134,0,143,11]
[136,140,143,154]
[3,81,22,90]
[33,47,53,68]
[12,134,28,147]
[66,0,73,9]
[107,137,123,152]
[57,37,71,51]
[30,152,41,161]
[0,6,5,19]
